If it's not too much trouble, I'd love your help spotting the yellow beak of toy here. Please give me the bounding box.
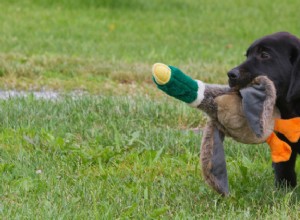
[152,63,171,85]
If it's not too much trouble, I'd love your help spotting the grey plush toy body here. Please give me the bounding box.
[194,77,278,195]
[198,78,279,144]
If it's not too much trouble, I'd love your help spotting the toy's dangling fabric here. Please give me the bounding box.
[201,121,229,196]
[240,84,267,138]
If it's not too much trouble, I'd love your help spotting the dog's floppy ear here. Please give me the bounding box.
[200,120,229,196]
[240,76,276,138]
[287,49,300,102]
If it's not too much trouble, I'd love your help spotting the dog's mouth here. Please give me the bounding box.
[228,78,238,88]
[228,78,246,90]
[228,73,254,89]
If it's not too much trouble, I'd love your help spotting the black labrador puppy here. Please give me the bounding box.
[227,32,300,187]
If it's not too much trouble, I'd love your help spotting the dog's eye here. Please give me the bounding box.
[260,51,270,59]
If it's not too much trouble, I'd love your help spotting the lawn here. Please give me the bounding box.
[1,0,300,219]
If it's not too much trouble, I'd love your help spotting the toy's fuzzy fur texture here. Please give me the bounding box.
[200,120,228,195]
[197,83,230,120]
[195,76,279,144]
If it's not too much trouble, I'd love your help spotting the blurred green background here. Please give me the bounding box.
[1,0,300,91]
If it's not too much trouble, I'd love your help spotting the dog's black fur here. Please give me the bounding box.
[228,32,300,187]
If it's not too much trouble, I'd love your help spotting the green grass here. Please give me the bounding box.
[1,96,300,219]
[1,0,300,218]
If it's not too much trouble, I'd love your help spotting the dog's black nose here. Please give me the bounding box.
[227,68,240,79]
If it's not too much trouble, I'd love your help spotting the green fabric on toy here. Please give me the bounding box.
[152,63,300,196]
[152,63,199,104]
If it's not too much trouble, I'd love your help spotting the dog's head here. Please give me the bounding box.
[228,32,300,102]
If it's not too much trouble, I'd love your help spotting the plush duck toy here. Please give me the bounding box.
[152,63,300,196]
